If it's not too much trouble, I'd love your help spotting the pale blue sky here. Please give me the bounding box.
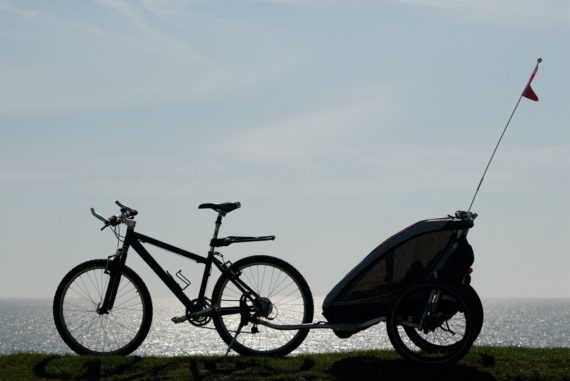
[1,0,568,300]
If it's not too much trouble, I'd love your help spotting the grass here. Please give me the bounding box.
[0,347,569,381]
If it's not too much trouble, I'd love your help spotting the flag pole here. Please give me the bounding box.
[467,58,542,212]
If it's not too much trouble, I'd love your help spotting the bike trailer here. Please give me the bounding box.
[322,216,474,332]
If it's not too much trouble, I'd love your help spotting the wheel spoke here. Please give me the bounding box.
[212,257,312,356]
[55,262,150,355]
[388,283,474,365]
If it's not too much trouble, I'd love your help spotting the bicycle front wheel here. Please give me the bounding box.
[53,259,152,355]
[212,255,314,356]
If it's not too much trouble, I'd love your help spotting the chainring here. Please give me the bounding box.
[188,298,213,327]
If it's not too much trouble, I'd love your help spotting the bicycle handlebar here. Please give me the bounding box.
[454,210,478,221]
[91,201,138,230]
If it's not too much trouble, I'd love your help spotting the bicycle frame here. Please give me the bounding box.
[97,217,395,334]
[98,217,254,317]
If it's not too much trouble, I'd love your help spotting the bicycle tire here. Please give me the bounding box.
[402,284,484,352]
[465,285,484,339]
[53,259,153,355]
[387,282,475,365]
[211,255,313,356]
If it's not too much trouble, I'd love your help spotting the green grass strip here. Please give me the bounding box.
[1,347,569,381]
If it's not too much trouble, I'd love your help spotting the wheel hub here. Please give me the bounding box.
[255,297,274,318]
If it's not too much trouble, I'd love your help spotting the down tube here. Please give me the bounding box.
[129,238,197,312]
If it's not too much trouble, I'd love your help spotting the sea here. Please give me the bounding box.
[1,297,568,356]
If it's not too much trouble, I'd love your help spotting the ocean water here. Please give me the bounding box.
[0,297,568,356]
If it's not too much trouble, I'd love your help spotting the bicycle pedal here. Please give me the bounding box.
[172,315,189,324]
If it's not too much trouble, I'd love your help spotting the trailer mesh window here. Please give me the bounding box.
[338,230,453,300]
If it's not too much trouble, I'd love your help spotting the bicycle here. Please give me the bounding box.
[53,201,314,356]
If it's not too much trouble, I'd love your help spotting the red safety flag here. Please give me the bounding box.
[522,59,541,101]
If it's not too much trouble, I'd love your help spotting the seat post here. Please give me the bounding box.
[209,213,224,253]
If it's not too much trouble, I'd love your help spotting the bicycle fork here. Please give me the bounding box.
[97,248,127,314]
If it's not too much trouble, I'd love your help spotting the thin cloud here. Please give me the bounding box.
[0,168,79,186]
[253,0,569,27]
[394,0,570,27]
[0,1,237,116]
[0,1,37,18]
[225,95,401,169]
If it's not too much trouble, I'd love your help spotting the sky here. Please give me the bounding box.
[1,0,569,302]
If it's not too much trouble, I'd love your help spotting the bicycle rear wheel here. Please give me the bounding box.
[212,255,313,356]
[53,259,152,355]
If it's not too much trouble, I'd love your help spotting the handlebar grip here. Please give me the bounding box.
[91,208,108,223]
[92,202,138,231]
[115,200,138,218]
[116,200,135,212]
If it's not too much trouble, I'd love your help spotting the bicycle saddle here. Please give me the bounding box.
[198,202,241,216]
